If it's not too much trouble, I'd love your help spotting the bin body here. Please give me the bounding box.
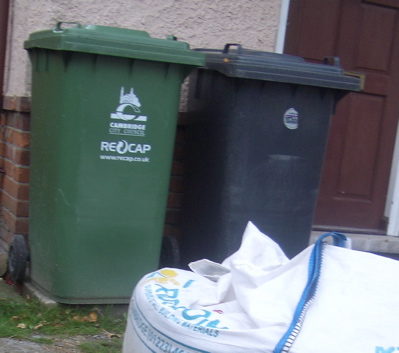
[180,47,360,264]
[25,24,204,303]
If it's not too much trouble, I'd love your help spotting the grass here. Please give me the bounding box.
[0,296,126,352]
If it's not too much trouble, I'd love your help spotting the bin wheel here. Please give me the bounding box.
[159,236,180,269]
[8,234,28,283]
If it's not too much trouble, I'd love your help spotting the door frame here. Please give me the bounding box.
[275,0,291,54]
[385,124,399,235]
[276,0,399,236]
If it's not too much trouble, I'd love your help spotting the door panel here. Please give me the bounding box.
[296,0,341,60]
[285,0,342,62]
[285,0,399,231]
[338,94,383,197]
[355,5,396,71]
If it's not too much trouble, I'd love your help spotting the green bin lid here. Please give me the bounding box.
[24,22,205,66]
[197,44,361,91]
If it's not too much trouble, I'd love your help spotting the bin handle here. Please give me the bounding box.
[223,43,243,55]
[323,56,341,67]
[54,21,82,32]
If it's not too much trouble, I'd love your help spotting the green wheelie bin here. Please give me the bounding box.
[24,22,205,304]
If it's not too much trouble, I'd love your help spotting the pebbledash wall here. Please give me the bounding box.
[0,0,283,252]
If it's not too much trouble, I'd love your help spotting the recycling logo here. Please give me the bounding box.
[110,87,147,122]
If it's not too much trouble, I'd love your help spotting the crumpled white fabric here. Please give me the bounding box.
[124,221,399,353]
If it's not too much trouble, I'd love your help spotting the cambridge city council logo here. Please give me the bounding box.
[109,87,148,137]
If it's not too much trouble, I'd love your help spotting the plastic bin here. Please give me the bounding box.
[24,22,205,304]
[180,44,360,264]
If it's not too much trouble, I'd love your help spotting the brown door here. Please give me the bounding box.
[285,0,399,232]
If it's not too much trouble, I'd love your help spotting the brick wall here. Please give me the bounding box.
[0,97,30,251]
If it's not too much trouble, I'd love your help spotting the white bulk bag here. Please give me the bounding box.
[123,222,399,353]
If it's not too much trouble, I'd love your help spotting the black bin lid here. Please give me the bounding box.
[197,44,361,92]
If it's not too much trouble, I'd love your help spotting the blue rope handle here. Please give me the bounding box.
[273,232,348,353]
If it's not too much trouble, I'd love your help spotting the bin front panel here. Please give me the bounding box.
[29,49,187,303]
[180,70,337,265]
